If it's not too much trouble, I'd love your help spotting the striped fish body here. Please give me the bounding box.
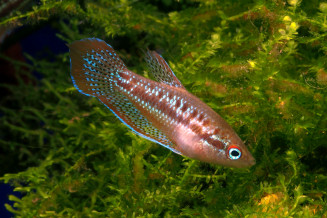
[69,38,255,168]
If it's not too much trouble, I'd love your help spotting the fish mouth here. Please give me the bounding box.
[234,155,256,168]
[223,156,256,168]
[248,157,256,166]
[246,155,256,167]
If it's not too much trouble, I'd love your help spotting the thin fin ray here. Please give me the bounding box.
[145,50,185,89]
[98,95,181,155]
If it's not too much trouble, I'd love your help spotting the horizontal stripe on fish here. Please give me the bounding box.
[116,75,228,152]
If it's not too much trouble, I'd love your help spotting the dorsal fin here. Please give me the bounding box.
[145,50,185,89]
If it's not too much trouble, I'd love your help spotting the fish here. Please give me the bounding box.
[69,38,255,168]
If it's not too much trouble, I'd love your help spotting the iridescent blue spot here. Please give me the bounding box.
[83,58,92,65]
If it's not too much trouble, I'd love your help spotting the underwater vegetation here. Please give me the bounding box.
[0,0,326,217]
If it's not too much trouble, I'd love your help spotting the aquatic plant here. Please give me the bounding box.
[0,0,326,216]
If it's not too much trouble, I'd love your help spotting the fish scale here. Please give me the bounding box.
[120,76,198,136]
[69,38,255,168]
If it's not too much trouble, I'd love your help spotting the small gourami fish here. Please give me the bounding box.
[69,38,255,168]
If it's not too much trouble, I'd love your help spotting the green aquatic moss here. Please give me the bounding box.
[1,0,327,217]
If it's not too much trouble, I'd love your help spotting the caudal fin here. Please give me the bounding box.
[69,38,127,97]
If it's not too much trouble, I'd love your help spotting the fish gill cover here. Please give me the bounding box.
[0,0,326,217]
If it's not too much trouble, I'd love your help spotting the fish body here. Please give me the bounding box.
[69,38,255,168]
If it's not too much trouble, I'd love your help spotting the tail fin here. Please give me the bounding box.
[69,38,127,97]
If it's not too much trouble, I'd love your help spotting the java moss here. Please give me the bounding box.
[0,0,326,217]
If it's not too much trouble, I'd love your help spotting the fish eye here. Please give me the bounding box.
[228,145,242,160]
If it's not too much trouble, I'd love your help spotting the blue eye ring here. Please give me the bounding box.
[228,145,242,160]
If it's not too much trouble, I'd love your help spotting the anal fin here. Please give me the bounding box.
[98,94,181,155]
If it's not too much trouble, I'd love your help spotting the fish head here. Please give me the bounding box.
[222,142,255,168]
[209,132,256,168]
[174,122,255,168]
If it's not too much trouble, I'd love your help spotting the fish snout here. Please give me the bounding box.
[247,155,256,166]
